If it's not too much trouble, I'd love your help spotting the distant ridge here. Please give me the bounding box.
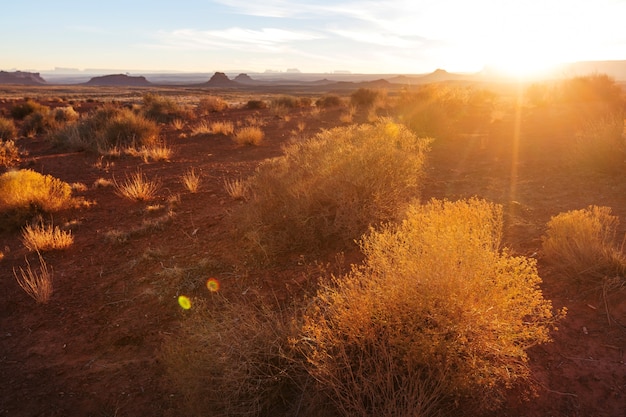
[0,70,46,85]
[85,74,152,86]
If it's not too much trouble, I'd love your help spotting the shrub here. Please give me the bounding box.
[197,96,229,113]
[232,120,432,260]
[542,205,626,281]
[233,126,264,146]
[0,117,17,140]
[21,221,74,251]
[142,93,187,123]
[53,106,160,153]
[0,140,20,168]
[0,169,74,214]
[10,100,47,120]
[272,96,311,109]
[350,88,380,109]
[315,94,344,108]
[114,169,160,201]
[568,116,625,173]
[245,99,267,110]
[100,109,160,149]
[161,295,303,417]
[53,106,79,123]
[21,107,56,136]
[300,198,564,416]
[13,252,53,304]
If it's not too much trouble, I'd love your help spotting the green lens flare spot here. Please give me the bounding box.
[178,295,191,310]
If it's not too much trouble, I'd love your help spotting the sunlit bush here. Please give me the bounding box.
[300,198,564,416]
[0,140,19,168]
[542,205,626,281]
[232,120,431,261]
[0,169,74,229]
[0,116,17,140]
[233,126,264,146]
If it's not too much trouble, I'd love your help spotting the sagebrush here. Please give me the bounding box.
[232,120,431,260]
[300,198,564,416]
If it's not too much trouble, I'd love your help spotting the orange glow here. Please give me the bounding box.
[206,278,220,292]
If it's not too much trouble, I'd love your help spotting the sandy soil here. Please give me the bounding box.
[0,93,625,417]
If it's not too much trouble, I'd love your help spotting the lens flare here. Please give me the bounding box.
[206,278,220,292]
[178,295,191,310]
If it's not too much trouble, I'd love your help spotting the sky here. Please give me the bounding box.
[1,0,626,75]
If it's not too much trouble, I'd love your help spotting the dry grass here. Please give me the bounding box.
[171,118,184,130]
[233,126,264,146]
[192,120,235,136]
[126,143,172,162]
[13,252,53,304]
[93,177,114,189]
[223,177,248,200]
[210,121,234,135]
[182,168,201,193]
[114,170,161,201]
[542,205,626,281]
[21,221,74,251]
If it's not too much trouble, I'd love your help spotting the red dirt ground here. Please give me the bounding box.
[0,92,625,417]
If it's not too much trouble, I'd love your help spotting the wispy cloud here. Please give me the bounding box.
[154,27,324,52]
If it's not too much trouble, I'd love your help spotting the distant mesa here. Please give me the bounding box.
[85,74,152,86]
[0,70,46,85]
[84,73,152,86]
[233,73,258,85]
[205,72,239,87]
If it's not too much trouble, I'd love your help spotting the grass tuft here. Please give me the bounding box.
[21,221,74,252]
[13,252,53,304]
[114,170,161,201]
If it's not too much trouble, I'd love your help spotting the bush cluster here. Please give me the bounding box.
[542,205,626,281]
[232,120,432,260]
[53,105,160,152]
[301,198,563,416]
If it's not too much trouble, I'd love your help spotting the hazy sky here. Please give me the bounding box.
[2,0,625,74]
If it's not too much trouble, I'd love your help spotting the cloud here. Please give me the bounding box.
[154,27,324,52]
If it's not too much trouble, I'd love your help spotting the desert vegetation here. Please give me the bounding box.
[0,73,624,417]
